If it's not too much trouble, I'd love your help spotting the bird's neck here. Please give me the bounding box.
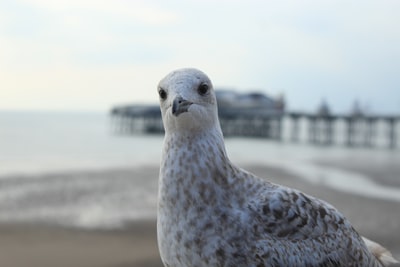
[160,127,234,185]
[164,127,227,161]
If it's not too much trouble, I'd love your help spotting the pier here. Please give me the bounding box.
[110,105,399,149]
[110,89,398,149]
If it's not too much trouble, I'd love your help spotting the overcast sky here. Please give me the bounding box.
[1,0,399,114]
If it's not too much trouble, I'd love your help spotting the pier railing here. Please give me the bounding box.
[285,112,399,149]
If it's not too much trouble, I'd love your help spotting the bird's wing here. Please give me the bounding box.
[247,185,383,266]
[248,186,346,239]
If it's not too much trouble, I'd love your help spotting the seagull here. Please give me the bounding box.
[156,68,398,267]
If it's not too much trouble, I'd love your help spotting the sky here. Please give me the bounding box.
[0,0,399,114]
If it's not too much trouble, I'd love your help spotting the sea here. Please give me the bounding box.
[0,110,399,229]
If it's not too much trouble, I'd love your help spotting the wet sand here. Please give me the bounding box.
[0,165,399,267]
[0,220,162,267]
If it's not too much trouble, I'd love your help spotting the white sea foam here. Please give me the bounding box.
[270,159,400,202]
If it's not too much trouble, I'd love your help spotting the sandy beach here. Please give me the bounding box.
[0,164,399,267]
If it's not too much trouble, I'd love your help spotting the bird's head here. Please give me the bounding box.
[158,68,220,135]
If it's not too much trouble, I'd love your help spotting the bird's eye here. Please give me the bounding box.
[197,83,209,96]
[159,88,167,100]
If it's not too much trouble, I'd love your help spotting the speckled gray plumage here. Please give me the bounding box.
[156,68,396,267]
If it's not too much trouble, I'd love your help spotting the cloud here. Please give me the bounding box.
[0,0,181,69]
[20,0,180,25]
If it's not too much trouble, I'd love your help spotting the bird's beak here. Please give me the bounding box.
[172,96,193,117]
